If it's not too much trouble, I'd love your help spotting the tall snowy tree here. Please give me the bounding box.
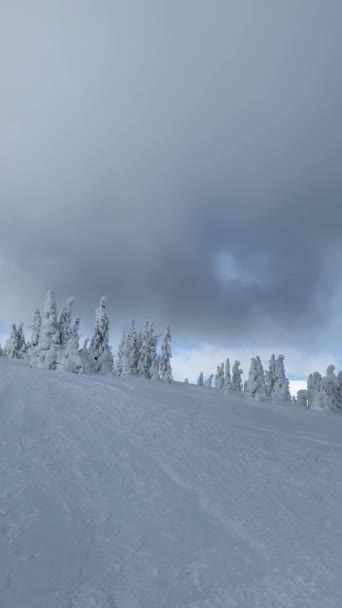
[151,354,161,381]
[206,373,214,388]
[215,364,224,390]
[197,372,204,386]
[271,355,291,400]
[88,296,113,374]
[31,308,41,348]
[31,290,58,369]
[160,324,173,383]
[4,324,22,359]
[148,323,159,379]
[231,360,243,392]
[123,319,138,376]
[62,318,84,374]
[321,365,342,412]
[265,354,276,397]
[137,321,153,378]
[54,297,74,347]
[223,358,231,391]
[116,331,126,376]
[307,371,323,410]
[245,356,267,400]
[296,389,308,407]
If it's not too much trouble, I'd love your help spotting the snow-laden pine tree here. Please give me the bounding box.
[215,364,224,390]
[265,354,276,397]
[307,372,323,410]
[231,360,243,392]
[123,319,138,376]
[137,321,153,378]
[116,331,126,376]
[17,323,28,358]
[31,308,41,348]
[184,378,189,384]
[4,324,21,359]
[223,358,231,392]
[271,355,291,401]
[197,372,204,386]
[88,296,113,374]
[79,338,90,373]
[297,389,308,407]
[206,373,214,388]
[245,356,267,400]
[148,323,159,379]
[54,297,74,347]
[151,354,161,381]
[62,318,84,374]
[160,324,173,383]
[31,290,58,369]
[321,365,342,412]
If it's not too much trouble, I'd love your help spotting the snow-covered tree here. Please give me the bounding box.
[31,290,58,369]
[307,372,323,410]
[197,372,204,386]
[123,319,138,376]
[205,373,214,388]
[79,338,90,373]
[184,378,189,384]
[160,324,173,383]
[215,363,224,390]
[137,321,153,378]
[54,297,74,347]
[148,323,159,380]
[231,360,243,392]
[223,358,231,391]
[297,389,308,407]
[4,324,21,359]
[265,354,276,397]
[271,355,291,401]
[88,296,113,374]
[151,354,161,381]
[31,308,41,348]
[245,356,267,400]
[116,331,126,376]
[62,318,84,374]
[321,365,342,412]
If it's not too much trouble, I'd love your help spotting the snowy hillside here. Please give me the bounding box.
[1,360,342,608]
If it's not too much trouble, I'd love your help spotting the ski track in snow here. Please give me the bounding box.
[1,360,342,607]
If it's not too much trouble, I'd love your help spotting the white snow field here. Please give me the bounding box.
[1,360,342,608]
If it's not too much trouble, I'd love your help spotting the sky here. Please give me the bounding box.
[1,1,342,388]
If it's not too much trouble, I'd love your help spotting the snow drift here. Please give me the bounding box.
[1,359,342,607]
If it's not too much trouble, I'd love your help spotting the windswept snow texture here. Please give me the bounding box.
[1,361,342,607]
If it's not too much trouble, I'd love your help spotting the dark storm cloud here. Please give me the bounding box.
[1,0,342,349]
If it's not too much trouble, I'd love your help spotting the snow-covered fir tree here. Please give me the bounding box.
[205,373,214,388]
[148,323,159,379]
[160,324,173,383]
[137,321,153,378]
[116,331,126,376]
[4,324,23,359]
[62,318,84,374]
[245,356,267,400]
[123,319,138,376]
[17,323,28,358]
[79,338,90,373]
[31,308,41,348]
[271,355,291,401]
[184,378,189,384]
[54,297,74,347]
[197,372,204,386]
[88,296,113,374]
[265,354,276,397]
[231,360,243,392]
[307,372,323,410]
[320,365,342,412]
[297,389,308,407]
[151,354,161,381]
[223,358,231,391]
[31,290,58,370]
[215,364,224,390]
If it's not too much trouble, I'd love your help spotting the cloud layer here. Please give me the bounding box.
[1,1,342,365]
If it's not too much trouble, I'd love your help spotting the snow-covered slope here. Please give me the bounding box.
[1,360,342,608]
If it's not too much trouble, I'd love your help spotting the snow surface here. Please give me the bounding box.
[1,360,342,607]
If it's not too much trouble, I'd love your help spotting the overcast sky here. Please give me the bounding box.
[1,1,341,383]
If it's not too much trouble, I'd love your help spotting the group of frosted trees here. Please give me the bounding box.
[195,353,342,411]
[0,290,173,382]
[195,354,290,401]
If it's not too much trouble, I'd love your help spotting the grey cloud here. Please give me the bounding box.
[1,0,342,353]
